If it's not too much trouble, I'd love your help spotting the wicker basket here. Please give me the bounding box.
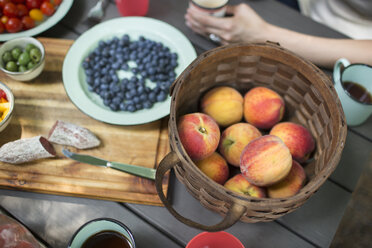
[155,42,347,231]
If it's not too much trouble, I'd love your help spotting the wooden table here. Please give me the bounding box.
[0,0,371,247]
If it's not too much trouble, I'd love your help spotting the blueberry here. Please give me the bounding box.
[129,88,137,96]
[121,63,129,71]
[103,91,112,99]
[112,96,122,105]
[139,93,148,101]
[119,102,127,111]
[132,96,140,104]
[86,76,93,85]
[127,104,136,112]
[131,68,139,74]
[156,91,167,102]
[136,103,143,110]
[109,103,119,111]
[85,69,93,76]
[143,101,153,109]
[137,85,145,94]
[100,84,109,91]
[103,99,111,106]
[148,92,156,102]
[129,76,138,83]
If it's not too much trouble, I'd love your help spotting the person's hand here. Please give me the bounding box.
[185,3,269,44]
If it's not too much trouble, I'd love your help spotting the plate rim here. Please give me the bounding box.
[62,16,197,126]
[0,0,74,41]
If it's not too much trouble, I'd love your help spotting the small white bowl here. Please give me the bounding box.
[0,82,14,132]
[0,37,45,81]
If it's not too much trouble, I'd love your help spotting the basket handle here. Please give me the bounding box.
[155,151,247,231]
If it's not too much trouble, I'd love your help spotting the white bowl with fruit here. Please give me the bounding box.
[0,81,14,132]
[0,37,45,81]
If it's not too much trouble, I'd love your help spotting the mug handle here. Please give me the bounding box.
[333,58,350,86]
[155,151,247,232]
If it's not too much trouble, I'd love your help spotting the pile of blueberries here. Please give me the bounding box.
[82,34,178,112]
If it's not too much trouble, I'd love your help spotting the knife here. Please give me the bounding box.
[62,149,156,180]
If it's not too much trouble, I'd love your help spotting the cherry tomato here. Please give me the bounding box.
[5,17,22,32]
[16,3,28,17]
[3,2,18,17]
[40,1,54,16]
[21,15,34,29]
[29,8,42,21]
[1,15,8,24]
[0,22,4,33]
[53,0,62,6]
[44,0,62,6]
[0,0,10,9]
[25,0,42,9]
[0,89,7,101]
[11,0,25,4]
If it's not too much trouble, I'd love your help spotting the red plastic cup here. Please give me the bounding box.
[115,0,149,16]
[186,231,245,248]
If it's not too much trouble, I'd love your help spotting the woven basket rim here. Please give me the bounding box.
[169,42,347,204]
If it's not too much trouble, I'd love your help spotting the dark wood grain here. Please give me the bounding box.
[0,38,170,206]
[330,155,372,248]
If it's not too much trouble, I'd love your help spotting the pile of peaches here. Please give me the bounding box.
[177,86,315,199]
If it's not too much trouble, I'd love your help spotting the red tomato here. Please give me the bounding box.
[0,89,7,101]
[5,17,22,32]
[3,2,18,17]
[40,1,54,16]
[11,0,25,4]
[25,0,41,9]
[44,0,62,6]
[0,22,4,33]
[0,0,11,9]
[21,15,33,29]
[16,3,28,17]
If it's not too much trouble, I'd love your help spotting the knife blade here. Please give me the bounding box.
[62,149,156,180]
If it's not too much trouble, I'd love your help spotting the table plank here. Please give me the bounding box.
[127,175,314,248]
[0,189,182,248]
[329,131,372,191]
[330,156,372,248]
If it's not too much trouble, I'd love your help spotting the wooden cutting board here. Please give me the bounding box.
[0,38,170,206]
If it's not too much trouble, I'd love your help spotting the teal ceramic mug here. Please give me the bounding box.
[68,218,135,248]
[333,58,372,126]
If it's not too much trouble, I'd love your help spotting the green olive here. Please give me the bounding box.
[27,61,35,70]
[18,52,31,66]
[25,43,37,53]
[29,48,42,63]
[19,65,28,72]
[5,61,18,72]
[11,47,22,60]
[2,51,14,64]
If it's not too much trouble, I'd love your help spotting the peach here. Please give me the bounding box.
[218,123,262,167]
[270,122,315,163]
[201,86,244,127]
[267,160,306,198]
[177,112,220,161]
[240,135,292,186]
[224,174,266,198]
[195,152,229,185]
[243,87,285,129]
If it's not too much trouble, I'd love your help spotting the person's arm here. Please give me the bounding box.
[185,3,372,69]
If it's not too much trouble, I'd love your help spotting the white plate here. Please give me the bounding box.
[0,0,74,41]
[62,17,196,125]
